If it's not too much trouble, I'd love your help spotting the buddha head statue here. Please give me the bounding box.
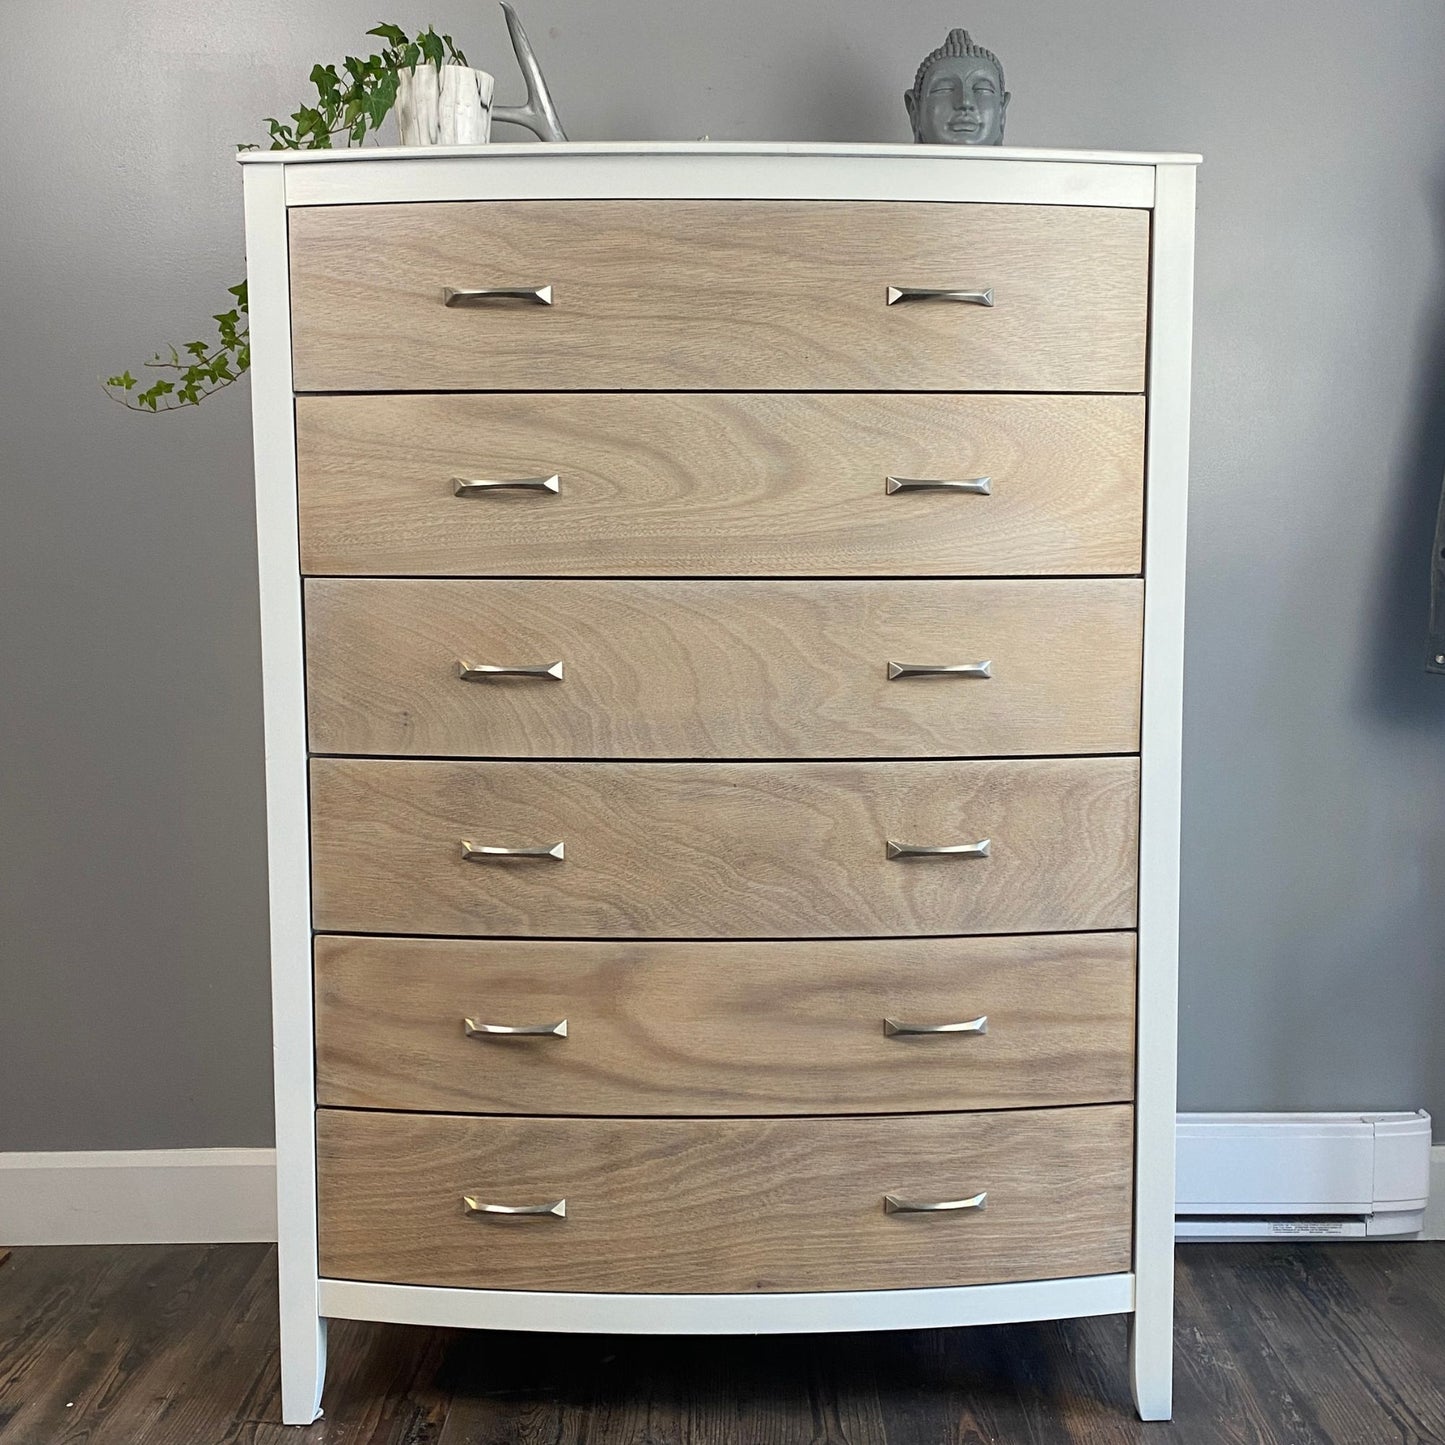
[904,28,1009,146]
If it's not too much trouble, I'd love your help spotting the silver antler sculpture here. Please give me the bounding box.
[493,1,567,141]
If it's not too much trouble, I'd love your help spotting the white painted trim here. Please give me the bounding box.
[243,161,326,1427]
[1128,161,1195,1424]
[238,139,1202,166]
[318,1272,1135,1334]
[280,151,1155,208]
[1421,1146,1445,1240]
[0,1149,276,1245]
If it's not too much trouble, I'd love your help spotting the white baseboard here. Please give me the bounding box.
[0,1148,277,1245]
[2,1123,1441,1248]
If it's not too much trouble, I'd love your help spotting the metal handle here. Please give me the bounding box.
[884,1015,988,1037]
[883,1191,987,1215]
[453,475,560,496]
[887,661,992,681]
[444,285,553,307]
[465,1017,568,1038]
[886,839,990,860]
[457,661,565,682]
[886,286,993,307]
[886,476,991,495]
[461,841,565,862]
[463,1196,567,1218]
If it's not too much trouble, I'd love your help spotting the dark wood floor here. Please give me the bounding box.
[1,1243,1444,1443]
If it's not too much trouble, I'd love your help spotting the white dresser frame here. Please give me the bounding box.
[238,141,1197,1426]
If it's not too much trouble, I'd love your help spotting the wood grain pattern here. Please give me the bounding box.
[289,201,1148,393]
[308,757,1139,938]
[313,932,1136,1115]
[295,392,1144,577]
[315,1106,1134,1293]
[304,578,1144,759]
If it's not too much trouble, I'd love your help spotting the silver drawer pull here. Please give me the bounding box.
[886,476,991,495]
[464,1017,568,1038]
[884,1191,987,1215]
[887,661,992,681]
[443,285,553,307]
[453,474,560,496]
[886,286,993,307]
[457,661,565,682]
[461,841,565,862]
[884,1015,988,1037]
[886,839,990,860]
[463,1196,567,1219]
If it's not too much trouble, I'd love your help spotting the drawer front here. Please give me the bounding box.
[290,201,1148,393]
[305,578,1144,759]
[309,758,1138,938]
[295,393,1144,577]
[316,1105,1133,1293]
[315,933,1136,1115]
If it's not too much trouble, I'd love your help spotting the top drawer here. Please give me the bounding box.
[288,200,1149,394]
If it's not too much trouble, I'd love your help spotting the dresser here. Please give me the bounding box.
[239,141,1197,1426]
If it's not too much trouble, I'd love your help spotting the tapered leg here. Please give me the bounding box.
[1128,157,1191,1426]
[1128,1301,1172,1421]
[280,1311,326,1425]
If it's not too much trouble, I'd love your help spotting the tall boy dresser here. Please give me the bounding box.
[239,141,1197,1425]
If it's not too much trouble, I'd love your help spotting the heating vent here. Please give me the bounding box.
[1175,1111,1431,1241]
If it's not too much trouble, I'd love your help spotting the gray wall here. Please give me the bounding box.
[5,0,1445,1150]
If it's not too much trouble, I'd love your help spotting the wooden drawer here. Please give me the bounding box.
[289,201,1148,393]
[308,757,1138,938]
[295,393,1144,577]
[305,578,1143,760]
[316,1105,1133,1293]
[315,933,1136,1116]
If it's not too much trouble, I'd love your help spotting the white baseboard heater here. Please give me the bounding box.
[1175,1111,1432,1240]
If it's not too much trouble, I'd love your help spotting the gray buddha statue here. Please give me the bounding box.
[904,28,1009,146]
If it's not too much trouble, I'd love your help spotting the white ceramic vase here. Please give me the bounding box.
[396,63,494,145]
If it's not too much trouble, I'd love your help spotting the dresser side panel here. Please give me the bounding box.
[1131,161,1196,1422]
[245,162,324,1424]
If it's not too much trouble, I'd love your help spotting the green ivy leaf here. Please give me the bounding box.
[310,62,341,107]
[111,22,488,411]
[369,70,397,127]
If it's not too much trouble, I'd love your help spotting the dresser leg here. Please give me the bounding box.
[280,1313,327,1425]
[1127,1309,1172,1421]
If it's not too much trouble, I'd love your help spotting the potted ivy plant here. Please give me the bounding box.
[106,22,477,412]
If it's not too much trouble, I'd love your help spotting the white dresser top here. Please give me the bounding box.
[239,140,1198,209]
[238,139,1201,167]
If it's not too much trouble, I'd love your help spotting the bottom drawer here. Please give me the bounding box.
[316,1105,1133,1294]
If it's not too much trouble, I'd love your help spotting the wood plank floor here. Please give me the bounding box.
[1,1243,1443,1443]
